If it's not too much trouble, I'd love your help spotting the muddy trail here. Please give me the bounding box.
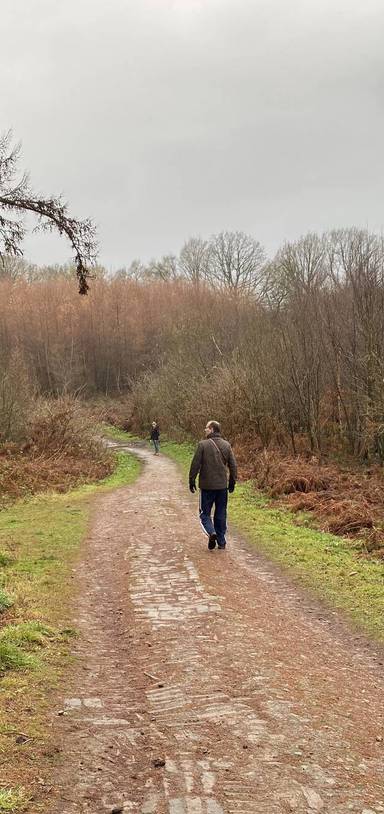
[52,443,384,814]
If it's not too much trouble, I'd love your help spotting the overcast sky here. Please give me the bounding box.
[2,0,384,269]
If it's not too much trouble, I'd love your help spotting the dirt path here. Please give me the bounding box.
[52,444,384,814]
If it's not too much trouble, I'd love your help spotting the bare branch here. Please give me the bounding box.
[0,131,97,293]
[207,230,266,298]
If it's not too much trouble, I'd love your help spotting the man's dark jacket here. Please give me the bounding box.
[189,432,237,490]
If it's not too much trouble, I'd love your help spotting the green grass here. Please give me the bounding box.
[0,642,37,672]
[230,482,384,640]
[0,622,61,673]
[0,552,14,566]
[161,439,195,471]
[0,589,13,613]
[81,449,141,492]
[101,423,143,443]
[0,447,141,810]
[0,621,54,648]
[159,439,384,642]
[0,788,27,813]
[0,451,140,671]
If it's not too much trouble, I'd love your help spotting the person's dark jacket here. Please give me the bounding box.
[150,426,160,441]
[189,432,237,491]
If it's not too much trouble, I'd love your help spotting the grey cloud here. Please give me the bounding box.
[1,0,384,268]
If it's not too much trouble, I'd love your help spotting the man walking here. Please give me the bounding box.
[150,421,160,454]
[189,420,237,550]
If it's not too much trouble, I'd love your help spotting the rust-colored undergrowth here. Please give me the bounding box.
[0,399,113,508]
[235,441,384,557]
[0,447,112,507]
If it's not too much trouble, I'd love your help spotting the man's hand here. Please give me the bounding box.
[189,480,196,493]
[228,478,235,493]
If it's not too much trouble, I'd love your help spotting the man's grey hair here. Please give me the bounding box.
[207,420,221,433]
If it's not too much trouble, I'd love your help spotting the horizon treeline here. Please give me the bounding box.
[1,227,384,462]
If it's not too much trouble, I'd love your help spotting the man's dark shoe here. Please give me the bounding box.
[208,533,217,550]
[217,543,226,550]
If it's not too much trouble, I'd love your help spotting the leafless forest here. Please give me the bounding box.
[1,227,384,463]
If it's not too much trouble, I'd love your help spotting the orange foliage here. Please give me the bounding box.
[235,441,384,556]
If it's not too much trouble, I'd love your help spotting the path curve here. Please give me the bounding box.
[52,444,384,814]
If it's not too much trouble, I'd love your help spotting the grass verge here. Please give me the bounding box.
[230,483,384,641]
[0,450,140,812]
[0,790,27,813]
[101,424,143,443]
[157,438,384,642]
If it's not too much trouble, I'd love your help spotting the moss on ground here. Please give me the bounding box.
[0,788,27,813]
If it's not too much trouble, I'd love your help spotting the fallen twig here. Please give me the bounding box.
[144,671,161,682]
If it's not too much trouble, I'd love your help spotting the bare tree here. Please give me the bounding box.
[268,234,329,451]
[178,236,210,285]
[123,259,147,281]
[207,231,266,298]
[324,228,384,458]
[0,254,39,282]
[271,233,328,302]
[146,254,179,282]
[0,131,97,294]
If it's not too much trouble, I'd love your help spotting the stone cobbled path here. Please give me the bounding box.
[53,444,384,814]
